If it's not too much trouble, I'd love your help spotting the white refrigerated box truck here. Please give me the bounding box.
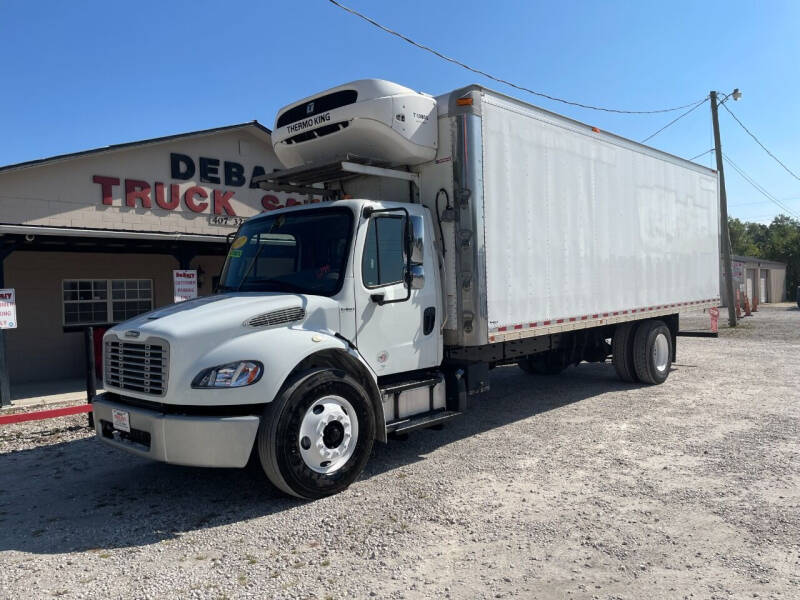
[93,79,720,498]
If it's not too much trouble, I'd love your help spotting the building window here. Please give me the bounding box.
[111,279,153,321]
[62,279,153,326]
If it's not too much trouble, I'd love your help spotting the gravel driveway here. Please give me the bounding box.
[1,304,798,599]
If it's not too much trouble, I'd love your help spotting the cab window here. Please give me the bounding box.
[362,216,405,287]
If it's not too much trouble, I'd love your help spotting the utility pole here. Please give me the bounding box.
[710,90,737,327]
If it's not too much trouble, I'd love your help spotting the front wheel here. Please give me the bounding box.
[257,370,375,499]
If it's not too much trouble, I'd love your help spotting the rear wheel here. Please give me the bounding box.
[632,320,672,385]
[612,322,638,382]
[257,370,375,499]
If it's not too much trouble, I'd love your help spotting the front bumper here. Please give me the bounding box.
[92,394,260,468]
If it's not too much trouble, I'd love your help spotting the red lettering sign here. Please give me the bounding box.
[261,195,281,211]
[213,190,236,215]
[154,182,181,210]
[93,175,120,205]
[125,179,152,208]
[184,186,208,212]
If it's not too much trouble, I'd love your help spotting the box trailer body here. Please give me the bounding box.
[93,79,720,499]
[428,86,720,347]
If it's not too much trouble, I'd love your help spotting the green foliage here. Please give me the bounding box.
[728,215,800,297]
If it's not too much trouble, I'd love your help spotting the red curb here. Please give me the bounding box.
[0,404,93,425]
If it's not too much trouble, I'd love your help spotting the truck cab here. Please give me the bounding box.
[93,198,450,499]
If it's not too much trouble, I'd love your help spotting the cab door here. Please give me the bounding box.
[352,204,441,376]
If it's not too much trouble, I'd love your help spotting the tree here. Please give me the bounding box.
[728,218,760,257]
[765,215,800,297]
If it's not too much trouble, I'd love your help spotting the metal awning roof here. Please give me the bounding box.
[0,224,226,244]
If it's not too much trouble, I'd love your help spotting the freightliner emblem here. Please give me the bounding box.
[125,330,141,338]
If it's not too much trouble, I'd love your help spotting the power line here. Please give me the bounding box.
[721,102,800,182]
[687,148,715,162]
[327,0,707,115]
[722,152,800,219]
[723,153,797,217]
[730,198,800,208]
[641,97,709,143]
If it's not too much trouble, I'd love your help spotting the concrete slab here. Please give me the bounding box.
[3,377,103,411]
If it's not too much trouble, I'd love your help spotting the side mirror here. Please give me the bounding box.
[407,215,424,265]
[409,265,425,290]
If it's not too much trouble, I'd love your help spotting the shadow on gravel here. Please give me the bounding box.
[0,362,642,555]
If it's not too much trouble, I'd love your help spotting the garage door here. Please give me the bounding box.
[760,270,768,303]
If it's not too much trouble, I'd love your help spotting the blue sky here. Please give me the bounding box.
[2,0,799,223]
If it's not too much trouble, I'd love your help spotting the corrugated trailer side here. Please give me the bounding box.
[469,88,720,344]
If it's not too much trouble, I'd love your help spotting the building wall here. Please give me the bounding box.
[726,258,787,305]
[4,251,224,383]
[769,267,786,302]
[0,127,314,236]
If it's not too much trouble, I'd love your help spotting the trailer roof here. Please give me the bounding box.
[437,84,717,178]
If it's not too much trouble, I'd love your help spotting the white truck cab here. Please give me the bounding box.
[93,79,720,498]
[94,198,448,498]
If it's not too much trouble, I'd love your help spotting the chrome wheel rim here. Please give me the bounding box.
[653,332,670,373]
[298,395,358,474]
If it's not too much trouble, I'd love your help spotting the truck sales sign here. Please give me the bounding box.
[0,289,17,329]
[92,153,326,222]
[173,270,198,303]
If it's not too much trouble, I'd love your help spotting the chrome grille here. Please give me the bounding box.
[104,336,169,396]
[245,307,305,328]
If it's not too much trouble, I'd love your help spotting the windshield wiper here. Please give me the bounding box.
[235,243,267,292]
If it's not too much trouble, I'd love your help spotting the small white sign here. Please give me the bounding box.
[173,270,198,303]
[111,408,131,433]
[0,288,17,329]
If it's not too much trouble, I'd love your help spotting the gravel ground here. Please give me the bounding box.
[1,304,798,600]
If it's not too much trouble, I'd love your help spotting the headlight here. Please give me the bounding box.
[192,361,263,388]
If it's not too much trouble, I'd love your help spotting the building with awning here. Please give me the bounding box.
[0,121,304,396]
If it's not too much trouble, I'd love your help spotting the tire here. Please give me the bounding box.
[257,370,375,499]
[612,322,638,382]
[632,320,672,385]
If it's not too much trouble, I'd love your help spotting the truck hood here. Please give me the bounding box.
[106,293,340,341]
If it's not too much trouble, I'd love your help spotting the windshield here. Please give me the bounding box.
[218,207,354,296]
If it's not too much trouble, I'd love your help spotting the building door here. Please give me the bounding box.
[759,270,768,303]
[746,269,755,302]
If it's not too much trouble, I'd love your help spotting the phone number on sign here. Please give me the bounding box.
[208,216,247,227]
